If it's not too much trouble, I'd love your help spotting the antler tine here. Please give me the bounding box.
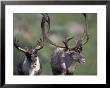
[14,38,19,48]
[66,37,74,42]
[41,13,47,17]
[41,13,50,30]
[34,38,44,51]
[83,35,89,45]
[63,36,74,49]
[14,38,27,53]
[14,38,21,49]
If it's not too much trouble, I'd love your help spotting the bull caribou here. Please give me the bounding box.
[41,13,89,75]
[14,38,44,75]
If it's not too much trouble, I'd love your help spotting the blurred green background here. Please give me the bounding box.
[13,13,97,75]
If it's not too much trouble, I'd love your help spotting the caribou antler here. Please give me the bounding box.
[14,37,44,54]
[41,13,89,50]
[79,13,89,45]
[34,38,44,51]
[41,13,65,48]
[70,13,89,53]
[14,38,27,53]
[62,37,74,49]
[74,13,89,46]
[41,13,50,34]
[82,13,89,45]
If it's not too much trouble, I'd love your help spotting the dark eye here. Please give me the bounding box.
[69,53,74,57]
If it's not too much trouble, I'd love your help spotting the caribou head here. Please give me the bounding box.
[41,13,89,75]
[14,38,44,75]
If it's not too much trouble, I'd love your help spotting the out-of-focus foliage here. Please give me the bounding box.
[13,13,97,75]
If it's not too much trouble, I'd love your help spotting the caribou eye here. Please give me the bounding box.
[69,52,74,57]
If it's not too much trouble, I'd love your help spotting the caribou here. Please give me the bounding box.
[41,13,89,75]
[14,38,44,75]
